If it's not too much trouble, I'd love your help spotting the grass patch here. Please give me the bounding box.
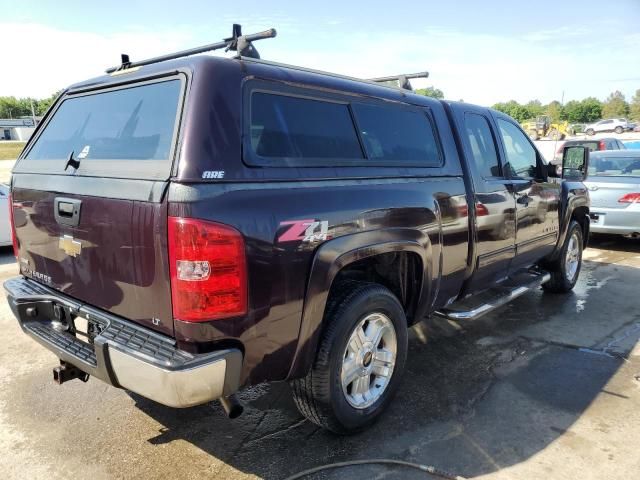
[0,142,26,160]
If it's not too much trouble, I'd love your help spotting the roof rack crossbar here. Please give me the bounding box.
[105,24,276,74]
[368,71,429,91]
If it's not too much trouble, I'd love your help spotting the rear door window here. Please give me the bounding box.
[463,113,501,177]
[351,103,442,166]
[17,78,183,180]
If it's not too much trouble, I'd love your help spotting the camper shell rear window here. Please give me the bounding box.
[16,76,185,180]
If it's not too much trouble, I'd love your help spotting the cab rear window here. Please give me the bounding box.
[17,78,183,180]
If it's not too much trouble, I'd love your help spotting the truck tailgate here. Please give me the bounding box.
[12,186,173,335]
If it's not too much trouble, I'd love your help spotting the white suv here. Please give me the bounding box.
[584,118,629,135]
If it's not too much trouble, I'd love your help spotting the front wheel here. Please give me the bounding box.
[614,126,624,134]
[586,128,595,136]
[291,282,408,434]
[543,221,584,293]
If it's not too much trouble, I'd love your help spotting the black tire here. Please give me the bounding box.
[614,126,623,134]
[543,221,584,293]
[528,129,539,141]
[291,282,408,434]
[586,128,595,136]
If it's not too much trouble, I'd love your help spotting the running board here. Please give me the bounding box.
[435,271,551,321]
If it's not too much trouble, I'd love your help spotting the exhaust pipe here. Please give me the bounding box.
[219,394,244,419]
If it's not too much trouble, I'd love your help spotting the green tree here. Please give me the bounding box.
[545,100,563,123]
[492,100,532,123]
[415,86,444,99]
[35,91,62,115]
[525,100,544,117]
[580,97,603,122]
[562,100,582,123]
[629,89,640,121]
[602,90,629,118]
[562,97,602,123]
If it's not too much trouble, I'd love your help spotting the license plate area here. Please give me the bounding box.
[74,317,91,343]
[69,314,104,345]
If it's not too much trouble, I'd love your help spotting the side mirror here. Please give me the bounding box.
[562,146,589,180]
[545,162,561,178]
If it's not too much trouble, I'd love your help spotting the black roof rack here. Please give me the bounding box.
[368,72,429,91]
[105,24,276,74]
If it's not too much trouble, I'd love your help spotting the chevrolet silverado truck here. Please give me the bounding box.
[5,27,590,434]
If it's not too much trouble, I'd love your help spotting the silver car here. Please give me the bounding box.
[585,151,640,237]
[584,118,629,135]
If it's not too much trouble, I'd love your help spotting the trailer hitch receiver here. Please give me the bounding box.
[53,361,89,384]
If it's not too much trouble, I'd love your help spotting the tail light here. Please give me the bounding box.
[8,193,18,258]
[618,193,640,204]
[475,202,489,216]
[168,216,247,322]
[598,140,606,150]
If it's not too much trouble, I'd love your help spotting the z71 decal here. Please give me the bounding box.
[278,219,329,243]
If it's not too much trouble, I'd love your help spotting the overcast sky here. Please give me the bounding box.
[2,0,639,106]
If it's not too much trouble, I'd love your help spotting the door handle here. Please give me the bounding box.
[516,195,531,206]
[54,197,82,227]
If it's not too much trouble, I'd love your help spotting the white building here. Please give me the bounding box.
[0,118,36,141]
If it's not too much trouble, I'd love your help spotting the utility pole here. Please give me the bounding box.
[30,98,37,125]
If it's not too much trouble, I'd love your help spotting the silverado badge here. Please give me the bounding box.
[59,235,82,257]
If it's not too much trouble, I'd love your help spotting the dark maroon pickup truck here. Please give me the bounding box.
[5,28,590,433]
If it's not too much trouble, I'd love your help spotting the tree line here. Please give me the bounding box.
[417,88,640,124]
[0,92,61,119]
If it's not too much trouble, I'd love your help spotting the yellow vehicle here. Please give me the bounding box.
[521,115,570,140]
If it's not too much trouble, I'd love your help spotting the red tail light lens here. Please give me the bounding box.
[599,140,606,150]
[475,202,489,216]
[8,193,18,258]
[618,193,640,204]
[168,216,247,322]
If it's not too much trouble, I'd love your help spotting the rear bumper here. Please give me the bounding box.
[4,276,242,408]
[589,208,640,235]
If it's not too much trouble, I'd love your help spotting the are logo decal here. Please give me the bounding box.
[278,219,329,243]
[202,170,225,179]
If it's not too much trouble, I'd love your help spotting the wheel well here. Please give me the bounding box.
[330,252,422,323]
[571,206,590,247]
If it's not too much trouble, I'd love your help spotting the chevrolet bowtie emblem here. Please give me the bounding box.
[59,235,82,257]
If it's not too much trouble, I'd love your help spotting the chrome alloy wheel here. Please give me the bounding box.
[565,232,581,282]
[341,312,397,409]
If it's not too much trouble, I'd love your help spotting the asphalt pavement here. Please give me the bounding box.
[0,235,639,480]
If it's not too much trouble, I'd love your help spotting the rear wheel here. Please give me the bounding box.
[586,128,595,136]
[543,221,583,293]
[528,129,540,141]
[291,282,408,434]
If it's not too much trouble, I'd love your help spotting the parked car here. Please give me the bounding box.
[585,150,640,238]
[584,118,629,135]
[0,184,11,246]
[552,138,626,163]
[4,28,591,434]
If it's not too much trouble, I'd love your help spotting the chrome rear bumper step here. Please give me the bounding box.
[435,270,551,322]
